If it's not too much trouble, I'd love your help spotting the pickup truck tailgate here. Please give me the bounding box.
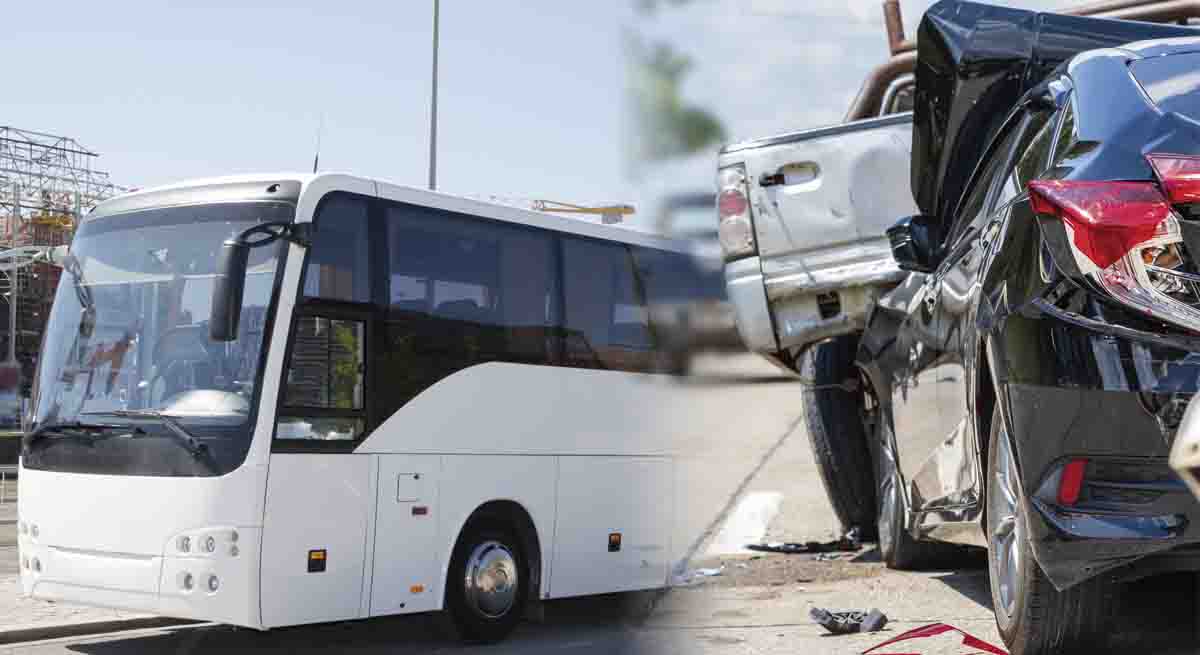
[718,112,918,354]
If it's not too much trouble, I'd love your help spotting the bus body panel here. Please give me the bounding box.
[260,454,372,627]
[355,364,680,457]
[550,456,672,598]
[370,453,441,616]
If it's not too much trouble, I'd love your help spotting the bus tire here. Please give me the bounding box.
[444,521,528,643]
[800,335,877,540]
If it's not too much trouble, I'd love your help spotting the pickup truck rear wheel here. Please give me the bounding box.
[986,404,1117,655]
[870,389,961,569]
[800,335,877,539]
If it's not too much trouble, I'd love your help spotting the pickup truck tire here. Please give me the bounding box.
[986,404,1117,655]
[874,413,966,569]
[800,335,877,540]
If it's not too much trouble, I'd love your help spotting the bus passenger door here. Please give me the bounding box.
[261,192,381,627]
[370,455,441,615]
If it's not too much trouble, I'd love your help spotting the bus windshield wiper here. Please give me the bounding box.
[81,410,215,465]
[24,420,144,449]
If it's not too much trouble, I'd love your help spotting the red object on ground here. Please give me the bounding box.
[862,622,1008,655]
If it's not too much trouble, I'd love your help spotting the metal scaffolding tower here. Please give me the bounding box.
[0,126,126,387]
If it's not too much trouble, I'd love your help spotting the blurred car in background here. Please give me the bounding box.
[651,192,743,374]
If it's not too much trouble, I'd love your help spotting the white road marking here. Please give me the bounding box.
[704,491,783,556]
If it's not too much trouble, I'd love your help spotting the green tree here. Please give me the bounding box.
[628,36,726,162]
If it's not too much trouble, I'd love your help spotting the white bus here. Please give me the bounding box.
[17,174,712,642]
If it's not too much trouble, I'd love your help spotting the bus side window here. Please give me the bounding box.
[561,237,655,373]
[375,203,559,420]
[277,316,366,441]
[303,194,372,303]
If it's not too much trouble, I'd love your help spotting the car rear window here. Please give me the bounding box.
[1131,52,1200,118]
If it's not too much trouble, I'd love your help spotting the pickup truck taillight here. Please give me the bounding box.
[1028,154,1200,332]
[717,164,757,260]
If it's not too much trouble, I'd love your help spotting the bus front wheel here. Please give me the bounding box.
[445,521,528,643]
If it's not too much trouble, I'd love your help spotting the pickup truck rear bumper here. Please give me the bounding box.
[725,240,905,357]
[724,257,778,354]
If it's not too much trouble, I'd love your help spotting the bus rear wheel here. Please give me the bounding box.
[445,522,528,643]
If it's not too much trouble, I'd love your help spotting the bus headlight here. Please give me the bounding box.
[203,536,216,553]
[178,536,191,553]
[207,575,219,593]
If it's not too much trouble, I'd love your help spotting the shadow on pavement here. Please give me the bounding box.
[61,594,674,655]
[930,570,992,610]
[677,374,796,387]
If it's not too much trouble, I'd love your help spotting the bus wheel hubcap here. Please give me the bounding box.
[465,541,518,618]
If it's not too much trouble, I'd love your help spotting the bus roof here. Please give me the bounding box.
[88,172,684,253]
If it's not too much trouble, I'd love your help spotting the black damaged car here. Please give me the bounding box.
[805,1,1200,653]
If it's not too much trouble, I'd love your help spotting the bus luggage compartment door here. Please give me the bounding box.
[370,455,440,615]
[551,457,672,597]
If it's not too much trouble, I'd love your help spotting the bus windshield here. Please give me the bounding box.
[23,201,292,476]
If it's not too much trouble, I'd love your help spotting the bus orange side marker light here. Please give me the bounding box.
[608,533,622,552]
[410,585,424,594]
[307,549,327,573]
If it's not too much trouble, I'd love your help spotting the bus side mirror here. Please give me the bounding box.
[210,221,311,342]
[210,240,250,342]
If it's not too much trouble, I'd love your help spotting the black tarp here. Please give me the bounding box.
[912,0,1199,228]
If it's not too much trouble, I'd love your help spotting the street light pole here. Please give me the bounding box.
[8,183,18,365]
[428,0,440,191]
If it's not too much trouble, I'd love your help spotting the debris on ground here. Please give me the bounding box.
[670,564,725,587]
[809,607,888,635]
[746,528,861,555]
[862,623,1006,654]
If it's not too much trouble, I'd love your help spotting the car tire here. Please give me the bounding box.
[800,335,877,539]
[986,404,1118,655]
[444,521,528,644]
[871,396,960,569]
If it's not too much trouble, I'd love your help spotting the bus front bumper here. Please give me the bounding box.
[18,524,262,628]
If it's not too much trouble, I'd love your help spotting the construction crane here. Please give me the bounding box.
[531,199,635,225]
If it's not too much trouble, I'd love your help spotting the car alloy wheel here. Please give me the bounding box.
[987,420,1025,624]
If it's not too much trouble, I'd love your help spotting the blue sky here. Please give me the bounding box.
[7,1,1078,232]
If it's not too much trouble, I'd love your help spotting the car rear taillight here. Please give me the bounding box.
[717,164,756,260]
[1029,156,1200,333]
[1057,459,1088,506]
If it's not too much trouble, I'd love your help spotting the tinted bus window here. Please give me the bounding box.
[304,194,372,303]
[561,237,655,372]
[377,203,559,417]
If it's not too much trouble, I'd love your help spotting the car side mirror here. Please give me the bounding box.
[886,214,941,274]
